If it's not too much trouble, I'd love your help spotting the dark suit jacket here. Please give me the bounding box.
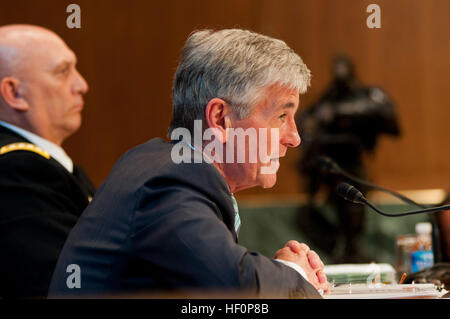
[0,125,95,298]
[49,138,320,298]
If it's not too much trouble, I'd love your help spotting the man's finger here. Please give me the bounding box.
[307,250,324,269]
[285,240,300,251]
[316,270,327,284]
[274,247,290,259]
[285,241,310,254]
[320,281,331,294]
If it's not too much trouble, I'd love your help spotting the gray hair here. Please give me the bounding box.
[169,29,311,135]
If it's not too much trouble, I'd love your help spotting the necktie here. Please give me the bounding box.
[231,195,241,236]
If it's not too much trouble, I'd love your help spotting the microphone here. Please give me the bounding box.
[336,182,366,204]
[323,157,447,262]
[336,182,450,217]
[317,156,425,208]
[317,155,342,175]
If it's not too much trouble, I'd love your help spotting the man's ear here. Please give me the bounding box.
[0,77,29,112]
[205,98,233,143]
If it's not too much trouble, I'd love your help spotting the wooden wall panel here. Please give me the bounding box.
[1,0,449,198]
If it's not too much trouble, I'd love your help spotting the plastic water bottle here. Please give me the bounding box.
[411,222,434,273]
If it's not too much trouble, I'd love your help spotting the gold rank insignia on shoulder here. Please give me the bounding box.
[0,142,51,159]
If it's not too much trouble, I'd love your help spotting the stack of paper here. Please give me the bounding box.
[324,263,396,285]
[324,283,446,299]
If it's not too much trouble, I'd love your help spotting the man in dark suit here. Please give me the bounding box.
[0,24,95,298]
[49,29,329,298]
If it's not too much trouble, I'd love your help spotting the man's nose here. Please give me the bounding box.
[72,69,89,95]
[281,121,301,148]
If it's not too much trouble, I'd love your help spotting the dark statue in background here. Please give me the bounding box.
[297,55,400,263]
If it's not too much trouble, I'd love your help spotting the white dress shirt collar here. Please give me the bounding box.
[0,120,74,173]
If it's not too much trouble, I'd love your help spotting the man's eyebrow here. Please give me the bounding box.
[281,102,296,109]
[52,60,72,72]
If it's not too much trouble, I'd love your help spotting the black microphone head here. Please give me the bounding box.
[336,182,367,204]
[316,156,342,174]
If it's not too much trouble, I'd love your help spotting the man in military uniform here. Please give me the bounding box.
[0,24,95,298]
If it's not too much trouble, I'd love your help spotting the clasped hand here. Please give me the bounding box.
[275,240,330,294]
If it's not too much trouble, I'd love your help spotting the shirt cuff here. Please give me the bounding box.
[274,259,309,282]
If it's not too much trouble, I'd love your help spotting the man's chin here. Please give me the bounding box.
[259,174,277,189]
[72,114,83,129]
[62,117,83,140]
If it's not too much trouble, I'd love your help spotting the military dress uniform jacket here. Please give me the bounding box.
[0,125,95,298]
[48,138,320,298]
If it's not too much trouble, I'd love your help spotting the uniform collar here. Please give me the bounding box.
[0,120,74,173]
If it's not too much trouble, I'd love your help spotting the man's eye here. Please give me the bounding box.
[56,66,70,76]
[278,114,287,121]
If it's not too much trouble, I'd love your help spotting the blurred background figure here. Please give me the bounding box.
[0,24,95,298]
[296,55,400,263]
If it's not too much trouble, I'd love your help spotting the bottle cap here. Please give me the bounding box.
[415,222,432,235]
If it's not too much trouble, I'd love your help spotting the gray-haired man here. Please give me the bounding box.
[49,29,329,298]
